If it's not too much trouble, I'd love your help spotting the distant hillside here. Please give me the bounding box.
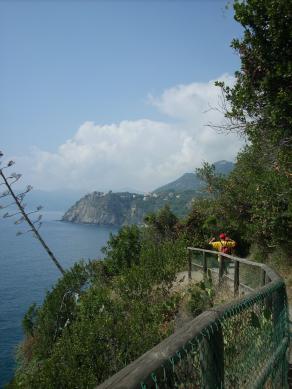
[62,190,198,226]
[62,161,234,226]
[213,160,234,175]
[154,160,234,193]
[154,173,201,193]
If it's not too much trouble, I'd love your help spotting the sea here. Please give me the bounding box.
[0,211,117,388]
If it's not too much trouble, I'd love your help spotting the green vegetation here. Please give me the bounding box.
[198,0,292,259]
[7,0,291,387]
[8,210,219,388]
[7,225,192,388]
[186,276,214,317]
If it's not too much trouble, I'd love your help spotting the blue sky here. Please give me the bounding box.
[0,1,244,192]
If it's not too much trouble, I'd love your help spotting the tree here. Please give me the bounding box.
[208,0,292,254]
[144,204,178,239]
[196,162,226,196]
[9,231,187,388]
[217,0,292,173]
[101,225,142,274]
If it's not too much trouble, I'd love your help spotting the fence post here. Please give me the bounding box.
[264,275,273,315]
[272,284,289,388]
[234,260,239,296]
[272,285,288,389]
[188,249,192,280]
[261,269,266,286]
[200,322,224,388]
[219,255,224,284]
[272,283,286,330]
[203,251,207,275]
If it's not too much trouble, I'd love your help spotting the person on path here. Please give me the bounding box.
[209,233,236,254]
[209,233,236,274]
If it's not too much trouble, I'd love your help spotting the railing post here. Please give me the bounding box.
[265,274,273,315]
[272,284,289,388]
[234,260,239,296]
[219,254,224,284]
[200,322,224,388]
[188,249,192,280]
[272,283,286,331]
[203,251,207,275]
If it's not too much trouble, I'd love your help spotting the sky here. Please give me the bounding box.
[0,0,245,193]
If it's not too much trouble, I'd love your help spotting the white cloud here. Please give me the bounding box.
[17,74,244,192]
[148,73,235,123]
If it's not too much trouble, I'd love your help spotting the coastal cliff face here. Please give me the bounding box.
[62,161,234,226]
[62,192,143,225]
[61,190,197,226]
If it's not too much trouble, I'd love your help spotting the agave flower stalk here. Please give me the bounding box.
[0,163,65,275]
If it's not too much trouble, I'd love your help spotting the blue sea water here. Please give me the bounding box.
[0,212,117,388]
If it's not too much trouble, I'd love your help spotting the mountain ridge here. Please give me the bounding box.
[153,160,234,193]
[62,161,234,226]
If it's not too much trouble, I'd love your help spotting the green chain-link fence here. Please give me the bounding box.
[98,248,289,389]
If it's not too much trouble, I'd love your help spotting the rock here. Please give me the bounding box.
[62,191,141,225]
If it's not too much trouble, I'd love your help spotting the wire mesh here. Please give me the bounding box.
[191,250,264,296]
[239,263,262,290]
[140,281,289,389]
[221,283,288,388]
[190,250,204,269]
[98,249,289,389]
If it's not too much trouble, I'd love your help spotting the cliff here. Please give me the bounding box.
[62,190,198,226]
[62,161,234,226]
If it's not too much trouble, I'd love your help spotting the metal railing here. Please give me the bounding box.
[97,248,289,389]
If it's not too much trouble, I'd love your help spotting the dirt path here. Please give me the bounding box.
[171,271,203,293]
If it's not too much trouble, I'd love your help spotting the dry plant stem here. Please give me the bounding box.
[0,170,65,275]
